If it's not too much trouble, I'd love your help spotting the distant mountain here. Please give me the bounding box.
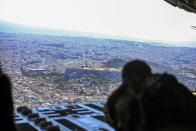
[0,21,133,40]
[0,21,87,36]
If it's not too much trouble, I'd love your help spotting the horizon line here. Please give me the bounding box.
[0,20,196,48]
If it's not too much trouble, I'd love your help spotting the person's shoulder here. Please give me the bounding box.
[0,73,11,87]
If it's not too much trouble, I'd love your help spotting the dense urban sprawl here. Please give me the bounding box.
[0,32,195,107]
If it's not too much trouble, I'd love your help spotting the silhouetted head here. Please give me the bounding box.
[122,60,151,83]
[0,69,17,131]
[104,73,196,131]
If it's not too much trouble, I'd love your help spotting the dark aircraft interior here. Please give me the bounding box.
[164,0,196,13]
[0,0,196,131]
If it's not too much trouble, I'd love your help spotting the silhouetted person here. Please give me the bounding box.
[0,65,17,131]
[104,60,152,129]
[104,72,196,131]
[122,60,152,94]
[122,60,151,84]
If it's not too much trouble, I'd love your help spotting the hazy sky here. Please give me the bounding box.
[0,0,196,42]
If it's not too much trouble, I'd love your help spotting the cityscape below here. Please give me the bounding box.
[0,32,196,107]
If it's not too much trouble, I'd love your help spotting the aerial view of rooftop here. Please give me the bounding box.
[0,0,196,108]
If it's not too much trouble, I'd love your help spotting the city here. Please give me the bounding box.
[0,32,195,107]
